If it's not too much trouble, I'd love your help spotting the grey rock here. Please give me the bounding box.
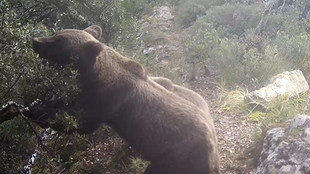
[290,114,310,129]
[302,128,310,144]
[248,70,309,104]
[140,6,176,63]
[152,6,174,21]
[255,115,310,174]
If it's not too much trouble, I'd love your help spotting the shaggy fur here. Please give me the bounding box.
[33,25,219,174]
[150,77,210,113]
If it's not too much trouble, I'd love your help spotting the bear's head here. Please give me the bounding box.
[33,25,102,65]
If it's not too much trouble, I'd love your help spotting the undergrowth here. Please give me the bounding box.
[220,86,310,128]
[218,86,249,114]
[220,87,310,168]
[249,92,310,127]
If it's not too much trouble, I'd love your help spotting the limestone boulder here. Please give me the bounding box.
[248,70,309,104]
[255,114,310,174]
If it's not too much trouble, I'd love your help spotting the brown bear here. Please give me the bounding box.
[150,77,210,114]
[32,25,219,174]
[150,77,218,170]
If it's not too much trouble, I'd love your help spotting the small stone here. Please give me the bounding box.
[302,128,310,144]
[290,114,310,129]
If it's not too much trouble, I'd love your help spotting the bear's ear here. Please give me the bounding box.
[84,25,102,40]
[124,60,148,81]
[81,41,103,60]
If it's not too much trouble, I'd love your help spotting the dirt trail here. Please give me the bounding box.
[190,75,256,174]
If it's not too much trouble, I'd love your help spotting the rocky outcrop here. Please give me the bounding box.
[248,70,309,104]
[149,6,174,31]
[255,114,310,174]
[139,6,179,64]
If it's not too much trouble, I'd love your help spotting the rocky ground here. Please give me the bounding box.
[191,74,256,174]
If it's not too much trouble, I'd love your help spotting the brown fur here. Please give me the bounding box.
[33,25,219,174]
[150,77,210,113]
[150,76,218,169]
